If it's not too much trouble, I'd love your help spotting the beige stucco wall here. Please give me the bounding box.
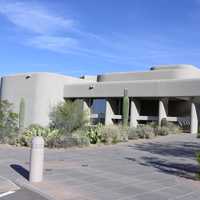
[1,73,85,127]
[97,65,200,82]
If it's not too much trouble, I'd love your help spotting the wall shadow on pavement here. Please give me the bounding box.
[126,140,200,180]
[128,141,200,159]
[10,164,29,180]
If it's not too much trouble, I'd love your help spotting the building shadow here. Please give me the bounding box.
[125,139,200,180]
[128,141,200,159]
[10,164,29,180]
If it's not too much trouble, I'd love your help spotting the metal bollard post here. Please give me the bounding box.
[29,136,44,183]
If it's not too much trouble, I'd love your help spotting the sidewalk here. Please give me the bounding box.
[1,134,200,200]
[0,176,19,194]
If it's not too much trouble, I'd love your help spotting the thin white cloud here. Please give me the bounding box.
[27,35,79,52]
[0,1,74,34]
[0,1,192,67]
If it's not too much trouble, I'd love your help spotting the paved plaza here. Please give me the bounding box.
[0,134,200,200]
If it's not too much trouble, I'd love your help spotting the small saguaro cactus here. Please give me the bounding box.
[19,97,25,132]
[122,88,130,127]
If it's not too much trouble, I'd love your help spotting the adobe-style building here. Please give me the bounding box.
[0,64,200,134]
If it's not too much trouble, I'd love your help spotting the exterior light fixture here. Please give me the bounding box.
[89,85,94,90]
[25,75,31,79]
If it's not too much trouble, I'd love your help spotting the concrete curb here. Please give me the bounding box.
[14,179,55,200]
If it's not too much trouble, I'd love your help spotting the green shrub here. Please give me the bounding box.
[136,125,155,139]
[0,100,18,144]
[50,100,88,134]
[18,124,90,148]
[72,130,90,147]
[100,125,125,144]
[118,125,128,141]
[196,152,200,179]
[85,124,103,144]
[161,118,168,127]
[46,131,90,148]
[127,127,139,140]
[155,126,169,136]
[45,135,76,148]
[156,122,181,136]
[18,124,60,147]
[122,89,129,127]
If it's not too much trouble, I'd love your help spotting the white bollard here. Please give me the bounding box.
[29,136,44,183]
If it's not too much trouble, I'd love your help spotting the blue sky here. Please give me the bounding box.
[0,0,200,76]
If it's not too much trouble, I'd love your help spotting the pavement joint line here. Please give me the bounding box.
[48,173,179,196]
[169,191,198,200]
[118,183,182,200]
[44,168,179,189]
[0,191,15,198]
[14,179,55,200]
[0,175,20,189]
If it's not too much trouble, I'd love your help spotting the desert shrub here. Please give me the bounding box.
[136,124,155,139]
[100,125,125,144]
[161,118,168,127]
[18,124,60,147]
[167,122,181,134]
[72,130,90,147]
[50,100,88,134]
[155,126,169,136]
[127,127,139,140]
[118,125,129,142]
[156,122,181,136]
[196,152,200,179]
[45,135,76,148]
[85,124,103,144]
[18,124,90,148]
[0,100,18,144]
[46,131,90,148]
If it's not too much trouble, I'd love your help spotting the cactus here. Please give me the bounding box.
[122,88,129,127]
[19,98,25,132]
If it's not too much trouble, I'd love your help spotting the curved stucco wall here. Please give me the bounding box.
[97,65,200,82]
[1,72,85,127]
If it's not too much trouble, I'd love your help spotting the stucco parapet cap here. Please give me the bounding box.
[150,64,198,71]
[2,72,83,80]
[65,77,200,87]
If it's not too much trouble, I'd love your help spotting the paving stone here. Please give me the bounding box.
[0,134,200,200]
[0,176,20,193]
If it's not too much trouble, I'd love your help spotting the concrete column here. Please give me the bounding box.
[105,98,114,125]
[130,99,140,127]
[82,99,91,124]
[158,98,168,126]
[190,101,198,134]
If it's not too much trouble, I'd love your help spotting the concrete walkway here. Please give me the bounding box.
[0,176,19,194]
[0,134,200,199]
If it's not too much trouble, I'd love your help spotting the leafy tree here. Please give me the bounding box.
[0,100,18,143]
[50,100,88,134]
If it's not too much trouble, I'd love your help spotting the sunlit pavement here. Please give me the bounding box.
[0,177,48,200]
[0,134,200,200]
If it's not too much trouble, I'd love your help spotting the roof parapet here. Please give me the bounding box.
[150,64,198,71]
